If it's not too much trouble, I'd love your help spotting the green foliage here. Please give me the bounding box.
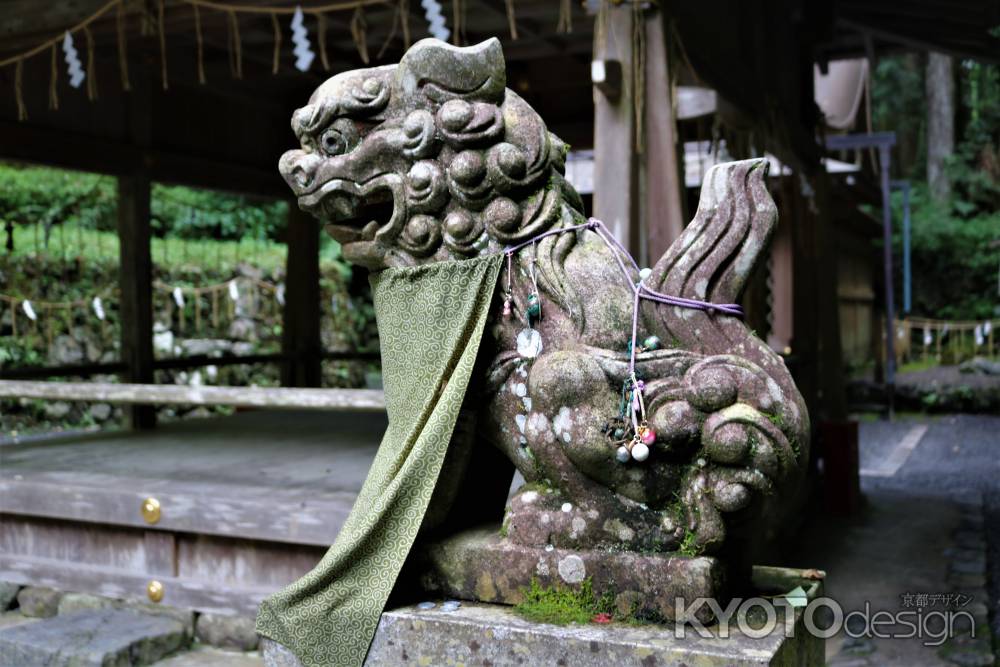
[948,60,1000,217]
[872,55,927,178]
[5,220,290,273]
[890,184,999,320]
[678,529,701,557]
[514,578,615,625]
[0,162,289,244]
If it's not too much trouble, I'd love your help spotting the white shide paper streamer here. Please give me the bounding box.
[421,0,450,42]
[62,31,86,89]
[172,287,186,308]
[22,300,37,321]
[291,7,316,72]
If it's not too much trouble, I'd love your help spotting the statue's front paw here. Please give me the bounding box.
[677,401,799,551]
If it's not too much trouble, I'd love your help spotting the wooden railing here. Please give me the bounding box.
[894,317,998,365]
[0,380,385,411]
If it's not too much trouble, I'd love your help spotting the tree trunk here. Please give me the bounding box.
[925,52,955,202]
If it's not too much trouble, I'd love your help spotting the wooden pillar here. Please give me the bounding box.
[280,204,321,388]
[593,5,686,265]
[117,172,156,429]
[643,13,686,264]
[791,169,847,422]
[592,3,638,256]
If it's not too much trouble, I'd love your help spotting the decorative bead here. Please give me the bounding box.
[631,442,650,461]
[643,335,661,351]
[616,446,630,463]
[613,427,626,440]
[502,298,512,318]
[639,267,652,281]
[638,425,656,445]
[526,293,541,320]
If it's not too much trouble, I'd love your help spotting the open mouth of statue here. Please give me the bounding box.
[296,174,404,259]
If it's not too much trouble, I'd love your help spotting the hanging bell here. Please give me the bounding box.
[631,442,650,462]
[502,297,512,319]
[616,446,631,463]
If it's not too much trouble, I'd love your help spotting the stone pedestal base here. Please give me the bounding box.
[414,526,724,624]
[263,564,826,667]
[365,599,822,666]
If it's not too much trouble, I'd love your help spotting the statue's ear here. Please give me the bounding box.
[395,38,506,104]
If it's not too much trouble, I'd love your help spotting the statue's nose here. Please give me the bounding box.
[279,150,321,194]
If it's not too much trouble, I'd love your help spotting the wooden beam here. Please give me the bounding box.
[281,204,322,388]
[0,380,386,410]
[0,121,288,198]
[117,171,156,430]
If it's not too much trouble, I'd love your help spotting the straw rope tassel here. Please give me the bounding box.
[557,0,572,34]
[270,12,281,74]
[376,3,402,60]
[227,10,243,79]
[193,4,206,84]
[504,0,518,40]
[318,14,331,70]
[49,44,59,110]
[400,0,411,48]
[14,60,27,121]
[452,0,466,45]
[116,1,131,91]
[84,25,98,100]
[157,0,168,89]
[350,7,369,64]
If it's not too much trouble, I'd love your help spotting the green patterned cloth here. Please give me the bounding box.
[256,253,503,667]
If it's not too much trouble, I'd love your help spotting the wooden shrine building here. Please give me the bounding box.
[0,0,997,615]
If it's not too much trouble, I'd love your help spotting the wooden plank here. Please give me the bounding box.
[144,531,177,578]
[0,477,356,547]
[0,554,269,617]
[0,410,384,545]
[0,380,386,410]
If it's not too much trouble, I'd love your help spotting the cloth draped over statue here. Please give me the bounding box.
[256,253,504,667]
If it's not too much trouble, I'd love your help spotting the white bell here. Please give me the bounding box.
[631,442,650,462]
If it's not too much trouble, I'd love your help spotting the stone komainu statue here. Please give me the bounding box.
[279,38,809,577]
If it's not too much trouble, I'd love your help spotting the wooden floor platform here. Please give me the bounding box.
[0,410,386,616]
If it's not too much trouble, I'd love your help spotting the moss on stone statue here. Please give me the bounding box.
[513,578,615,625]
[678,529,702,557]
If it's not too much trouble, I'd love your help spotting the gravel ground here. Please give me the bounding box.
[860,414,1000,653]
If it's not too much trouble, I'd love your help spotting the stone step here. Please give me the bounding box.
[0,608,187,666]
[152,646,264,666]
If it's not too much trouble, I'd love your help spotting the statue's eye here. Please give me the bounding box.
[320,128,347,156]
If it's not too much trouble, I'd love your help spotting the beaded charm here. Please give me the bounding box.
[526,292,541,322]
[503,252,514,319]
